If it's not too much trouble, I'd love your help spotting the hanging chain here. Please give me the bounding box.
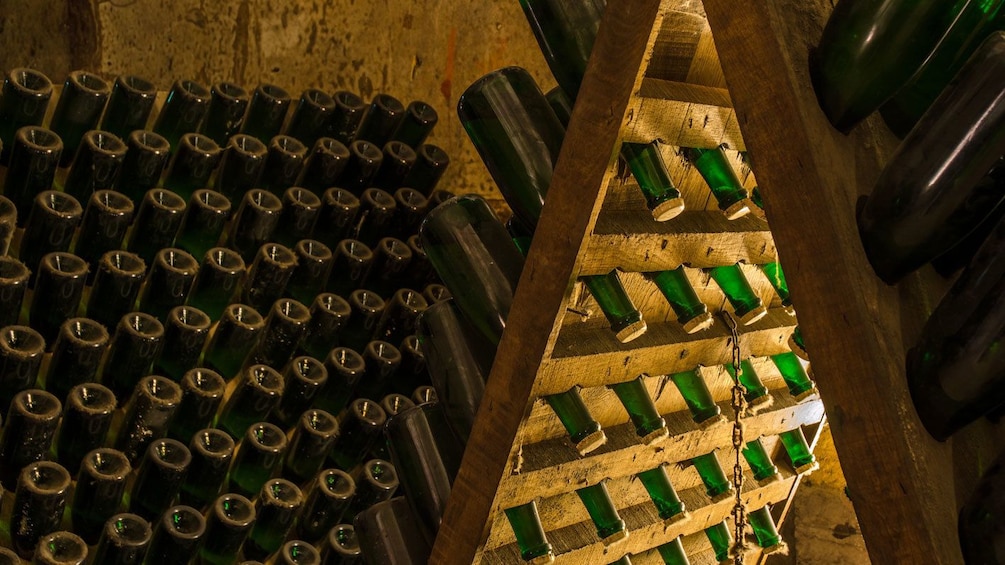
[722,311,748,564]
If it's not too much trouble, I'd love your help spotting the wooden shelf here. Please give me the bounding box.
[702,0,1005,562]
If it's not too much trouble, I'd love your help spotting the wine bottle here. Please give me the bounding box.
[742,437,780,483]
[273,541,321,565]
[140,250,200,323]
[759,261,792,312]
[704,520,732,564]
[317,347,366,417]
[609,375,668,444]
[360,237,411,298]
[545,386,607,456]
[33,532,88,565]
[214,134,267,201]
[144,505,205,564]
[0,389,62,489]
[811,0,981,132]
[128,189,186,263]
[340,289,385,353]
[0,326,45,409]
[218,365,285,438]
[320,524,361,564]
[392,100,438,148]
[0,68,52,161]
[7,127,63,230]
[199,494,256,565]
[0,197,17,257]
[49,71,110,166]
[403,144,450,196]
[789,326,808,360]
[55,383,116,473]
[681,146,751,220]
[28,253,87,343]
[770,352,817,401]
[723,358,772,410]
[286,240,333,305]
[202,82,250,146]
[296,469,355,543]
[11,462,72,558]
[670,368,724,428]
[100,75,157,141]
[656,536,691,565]
[85,251,147,329]
[356,340,402,401]
[353,497,432,564]
[545,87,573,128]
[328,398,387,470]
[748,505,785,553]
[355,189,398,246]
[576,481,628,545]
[315,189,361,249]
[644,267,714,333]
[394,336,428,396]
[503,500,554,564]
[104,313,164,401]
[178,428,234,510]
[242,84,292,144]
[299,293,350,362]
[373,288,428,346]
[582,271,647,343]
[169,368,226,443]
[20,193,82,275]
[637,464,688,524]
[621,141,685,221]
[284,409,339,484]
[356,94,406,147]
[91,513,152,565]
[162,133,222,202]
[75,190,135,268]
[858,32,1005,283]
[286,88,337,147]
[324,91,366,146]
[115,375,183,465]
[275,187,321,247]
[373,141,417,190]
[707,264,767,325]
[153,79,211,148]
[186,248,246,321]
[779,427,818,474]
[70,448,131,544]
[260,135,307,195]
[299,137,350,192]
[247,298,310,369]
[693,451,733,502]
[274,356,328,428]
[242,243,297,312]
[117,132,171,206]
[62,131,126,201]
[346,459,399,517]
[174,190,233,263]
[0,257,28,328]
[228,422,288,498]
[931,159,1005,277]
[244,479,304,561]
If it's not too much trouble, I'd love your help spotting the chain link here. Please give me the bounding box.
[722,311,748,565]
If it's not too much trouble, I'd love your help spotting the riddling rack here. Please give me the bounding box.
[430,0,825,563]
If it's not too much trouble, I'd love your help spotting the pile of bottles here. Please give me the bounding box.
[812,2,1005,562]
[0,65,469,564]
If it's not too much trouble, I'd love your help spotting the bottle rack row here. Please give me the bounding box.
[431,0,825,563]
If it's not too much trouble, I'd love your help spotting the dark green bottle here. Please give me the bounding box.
[174,190,233,263]
[100,75,157,141]
[227,189,283,262]
[91,513,153,565]
[248,298,310,369]
[141,251,201,334]
[105,313,164,402]
[789,326,808,360]
[621,141,686,221]
[0,389,61,488]
[28,252,87,344]
[63,131,127,202]
[545,86,573,128]
[11,461,72,558]
[373,141,417,190]
[276,187,321,247]
[153,79,211,149]
[670,368,723,428]
[609,376,668,444]
[0,68,52,160]
[49,71,110,166]
[779,427,818,474]
[202,82,250,146]
[681,146,750,220]
[299,293,350,362]
[296,469,355,543]
[128,438,191,521]
[326,240,373,299]
[360,236,412,297]
[403,144,450,196]
[723,359,771,409]
[128,189,186,263]
[70,448,131,544]
[178,427,234,510]
[214,134,267,201]
[218,365,285,438]
[315,189,361,250]
[6,127,62,224]
[328,398,387,471]
[0,326,45,409]
[228,422,288,498]
[300,137,350,192]
[742,437,780,483]
[518,0,603,100]
[317,347,366,417]
[341,140,384,194]
[346,459,399,516]
[770,352,817,401]
[170,368,226,443]
[503,501,554,564]
[33,531,88,565]
[858,32,1005,283]
[55,383,116,473]
[811,0,977,132]
[693,451,732,502]
[242,84,292,144]
[392,100,439,148]
[353,496,432,563]
[355,189,398,247]
[357,340,402,401]
[0,198,17,258]
[419,194,525,346]
[576,481,628,545]
[117,132,171,206]
[286,240,333,306]
[242,243,297,312]
[707,264,767,325]
[284,409,339,484]
[656,536,691,565]
[21,194,82,277]
[86,251,147,329]
[748,505,785,552]
[0,257,28,328]
[324,90,367,145]
[958,452,1005,563]
[637,464,687,523]
[704,520,732,564]
[545,386,607,456]
[162,134,222,202]
[260,135,307,195]
[115,375,183,464]
[274,356,328,428]
[759,261,792,311]
[76,190,135,268]
[356,94,406,148]
[286,88,337,147]
[144,505,206,564]
[244,479,304,561]
[186,248,246,321]
[582,271,648,343]
[199,494,256,565]
[320,523,361,564]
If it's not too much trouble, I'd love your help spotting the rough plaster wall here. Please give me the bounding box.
[0,0,557,200]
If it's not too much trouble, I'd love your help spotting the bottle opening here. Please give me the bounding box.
[122,75,155,94]
[109,514,152,545]
[105,251,145,274]
[88,131,126,153]
[277,298,310,321]
[250,189,282,211]
[143,376,181,403]
[216,495,254,525]
[260,83,290,101]
[410,101,436,121]
[321,469,354,498]
[4,326,42,352]
[304,88,333,107]
[291,356,325,382]
[164,506,206,538]
[39,532,87,561]
[231,134,265,155]
[353,140,381,161]
[195,428,233,456]
[298,239,330,260]
[335,90,364,110]
[19,390,60,418]
[127,313,161,337]
[186,369,225,395]
[274,135,305,154]
[352,290,384,311]
[197,189,229,210]
[186,133,218,153]
[133,131,170,152]
[382,237,410,257]
[0,257,29,282]
[211,248,244,271]
[397,188,425,207]
[13,68,51,92]
[68,319,107,344]
[263,243,294,263]
[399,289,427,310]
[250,423,286,449]
[250,365,283,391]
[382,394,413,416]
[414,386,437,404]
[21,126,61,149]
[151,439,191,467]
[215,81,247,100]
[333,525,359,551]
[281,540,320,564]
[318,293,350,315]
[302,409,337,434]
[331,348,364,371]
[48,253,87,275]
[419,143,449,164]
[73,384,115,411]
[173,306,210,330]
[97,189,133,212]
[229,304,263,326]
[44,191,82,215]
[179,79,210,99]
[328,188,359,208]
[366,188,396,208]
[73,71,109,94]
[265,479,302,506]
[353,398,386,425]
[25,462,71,492]
[366,459,397,486]
[375,93,404,113]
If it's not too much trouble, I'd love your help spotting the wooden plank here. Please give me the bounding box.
[701,0,1005,562]
[582,211,775,275]
[539,308,795,395]
[428,1,664,562]
[624,79,744,150]
[497,392,824,506]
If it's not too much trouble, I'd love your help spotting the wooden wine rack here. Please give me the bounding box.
[430,0,825,562]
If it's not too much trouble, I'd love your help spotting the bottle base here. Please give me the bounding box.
[682,311,714,334]
[652,198,685,222]
[575,429,608,456]
[528,552,556,565]
[615,319,647,343]
[722,199,752,221]
[739,305,768,326]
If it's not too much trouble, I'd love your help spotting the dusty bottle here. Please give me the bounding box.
[576,481,628,545]
[91,513,153,565]
[779,427,818,474]
[356,94,406,148]
[143,505,206,564]
[153,306,211,381]
[198,493,256,565]
[315,189,361,250]
[0,197,17,257]
[621,141,685,221]
[392,100,439,148]
[0,258,28,331]
[49,71,110,166]
[186,248,246,320]
[0,326,45,408]
[248,298,311,369]
[33,531,88,565]
[260,135,307,195]
[0,68,53,160]
[299,137,351,192]
[168,368,226,442]
[314,347,366,418]
[153,79,211,148]
[128,438,191,520]
[403,144,450,196]
[0,389,62,489]
[244,479,304,561]
[162,133,222,202]
[373,141,417,190]
[339,289,384,353]
[693,451,733,502]
[503,500,554,564]
[707,264,767,325]
[274,356,328,428]
[644,267,713,333]
[670,368,723,427]
[100,75,157,140]
[681,146,750,220]
[286,88,337,147]
[284,409,339,484]
[116,375,183,464]
[104,313,164,401]
[75,190,134,267]
[140,249,200,322]
[328,398,387,470]
[286,240,333,305]
[214,134,267,201]
[28,253,88,343]
[346,459,399,517]
[275,187,322,247]
[299,293,350,361]
[21,192,83,279]
[242,243,298,312]
[218,365,285,438]
[127,189,186,262]
[11,461,72,558]
[54,383,116,472]
[609,375,668,443]
[86,251,147,329]
[117,132,171,205]
[273,541,321,565]
[178,427,234,510]
[63,131,127,202]
[174,189,233,263]
[6,127,63,223]
[202,81,250,145]
[70,448,131,544]
[354,497,432,564]
[324,90,367,145]
[242,84,292,144]
[296,469,355,542]
[320,523,361,564]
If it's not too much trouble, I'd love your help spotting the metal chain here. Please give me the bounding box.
[722,311,748,565]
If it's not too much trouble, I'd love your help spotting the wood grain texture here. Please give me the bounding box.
[428,0,664,562]
[702,0,1005,562]
[624,79,744,149]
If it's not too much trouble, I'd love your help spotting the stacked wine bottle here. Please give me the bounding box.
[0,66,461,564]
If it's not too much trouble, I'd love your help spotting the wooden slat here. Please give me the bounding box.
[581,210,775,275]
[538,308,795,395]
[427,1,665,562]
[497,392,824,506]
[624,79,744,150]
[702,0,1005,562]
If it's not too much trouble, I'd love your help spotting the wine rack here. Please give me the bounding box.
[431,0,825,562]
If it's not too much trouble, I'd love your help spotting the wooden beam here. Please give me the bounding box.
[624,79,744,149]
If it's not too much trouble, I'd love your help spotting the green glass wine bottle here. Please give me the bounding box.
[770,352,817,401]
[759,261,792,313]
[518,0,603,101]
[643,267,713,333]
[545,87,573,128]
[544,385,607,456]
[637,464,688,524]
[811,0,978,132]
[100,75,156,141]
[693,451,732,502]
[656,536,691,565]
[707,264,767,325]
[779,427,818,475]
[789,326,808,360]
[748,505,785,553]
[49,71,110,166]
[153,79,211,149]
[244,479,304,561]
[503,501,554,564]
[723,359,772,410]
[228,422,288,499]
[742,437,780,483]
[202,82,250,146]
[0,68,53,161]
[621,141,685,221]
[609,375,668,444]
[958,452,1005,563]
[217,365,284,438]
[704,520,732,564]
[582,271,647,343]
[576,481,628,546]
[242,84,292,144]
[681,146,750,220]
[199,494,256,565]
[670,368,723,428]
